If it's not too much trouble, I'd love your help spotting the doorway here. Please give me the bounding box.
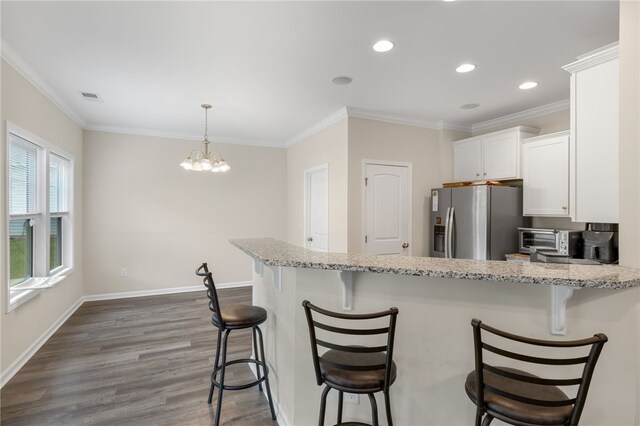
[362,160,411,255]
[304,164,329,252]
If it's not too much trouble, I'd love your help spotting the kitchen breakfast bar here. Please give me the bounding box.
[231,238,640,426]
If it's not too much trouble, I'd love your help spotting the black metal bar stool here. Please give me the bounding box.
[465,318,607,426]
[196,263,276,426]
[302,300,399,426]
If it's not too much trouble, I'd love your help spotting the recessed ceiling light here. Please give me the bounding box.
[519,81,538,90]
[331,76,353,85]
[461,103,480,110]
[456,64,476,73]
[373,40,394,53]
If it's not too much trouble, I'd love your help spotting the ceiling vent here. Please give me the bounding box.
[79,91,103,102]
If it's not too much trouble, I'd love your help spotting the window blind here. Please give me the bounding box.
[50,153,70,213]
[9,133,39,215]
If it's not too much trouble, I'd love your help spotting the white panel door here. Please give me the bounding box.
[482,132,519,180]
[305,165,328,252]
[453,138,482,181]
[364,163,409,255]
[522,133,570,216]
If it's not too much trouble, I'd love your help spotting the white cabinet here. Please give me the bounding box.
[563,43,619,223]
[522,131,570,217]
[452,127,539,182]
[452,138,482,181]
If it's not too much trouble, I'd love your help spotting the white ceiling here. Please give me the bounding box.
[1,1,619,146]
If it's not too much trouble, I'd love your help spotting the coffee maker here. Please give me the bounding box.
[582,223,618,264]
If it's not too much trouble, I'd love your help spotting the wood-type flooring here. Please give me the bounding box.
[1,287,278,426]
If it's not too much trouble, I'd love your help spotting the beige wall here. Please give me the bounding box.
[347,118,441,256]
[83,131,286,295]
[287,119,348,252]
[619,0,640,268]
[1,60,84,373]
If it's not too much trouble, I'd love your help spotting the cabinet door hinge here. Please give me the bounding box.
[365,235,368,243]
[365,177,368,186]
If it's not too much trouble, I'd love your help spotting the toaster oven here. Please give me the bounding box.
[518,228,582,256]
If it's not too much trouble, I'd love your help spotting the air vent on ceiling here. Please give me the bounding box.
[79,91,103,102]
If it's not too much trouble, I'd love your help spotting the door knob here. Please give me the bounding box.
[307,237,313,242]
[402,243,409,249]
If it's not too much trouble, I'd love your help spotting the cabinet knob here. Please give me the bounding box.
[402,243,409,249]
[307,237,313,242]
[562,206,567,210]
[483,172,487,176]
[476,173,480,177]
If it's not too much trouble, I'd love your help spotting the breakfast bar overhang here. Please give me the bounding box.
[232,238,640,426]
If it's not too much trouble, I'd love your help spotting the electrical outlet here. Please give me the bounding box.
[344,393,359,405]
[120,268,128,278]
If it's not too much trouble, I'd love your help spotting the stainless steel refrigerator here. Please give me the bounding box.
[430,185,523,260]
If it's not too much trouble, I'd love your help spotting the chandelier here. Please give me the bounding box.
[180,104,230,173]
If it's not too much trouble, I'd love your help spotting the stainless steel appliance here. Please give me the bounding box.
[583,231,617,263]
[430,185,523,260]
[518,228,582,256]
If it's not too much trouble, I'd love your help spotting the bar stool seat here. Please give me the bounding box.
[321,349,397,390]
[465,367,572,425]
[211,305,267,328]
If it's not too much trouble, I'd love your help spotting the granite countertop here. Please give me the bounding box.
[230,238,640,290]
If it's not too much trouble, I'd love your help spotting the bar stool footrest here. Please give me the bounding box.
[335,422,373,426]
[211,358,269,391]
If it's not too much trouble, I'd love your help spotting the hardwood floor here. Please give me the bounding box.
[1,288,279,426]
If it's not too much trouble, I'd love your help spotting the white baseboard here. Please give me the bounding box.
[0,296,84,388]
[0,280,253,389]
[249,363,291,426]
[83,281,252,302]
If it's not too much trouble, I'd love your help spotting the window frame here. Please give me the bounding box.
[4,122,75,312]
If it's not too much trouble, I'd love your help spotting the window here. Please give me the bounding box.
[5,123,74,311]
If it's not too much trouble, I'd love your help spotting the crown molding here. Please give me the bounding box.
[435,120,472,133]
[283,107,348,147]
[562,42,619,73]
[345,106,441,130]
[1,39,87,128]
[471,99,570,135]
[85,125,284,148]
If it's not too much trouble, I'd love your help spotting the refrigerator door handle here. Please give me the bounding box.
[448,207,455,258]
[444,207,451,258]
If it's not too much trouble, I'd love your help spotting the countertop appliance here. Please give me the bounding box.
[430,185,523,260]
[518,228,583,256]
[583,231,618,263]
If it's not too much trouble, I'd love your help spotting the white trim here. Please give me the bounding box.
[346,106,440,129]
[435,120,472,133]
[471,100,569,135]
[303,163,329,252]
[562,42,619,73]
[284,107,348,147]
[83,281,252,302]
[85,126,284,149]
[361,159,413,256]
[0,280,253,388]
[0,296,83,388]
[1,39,86,128]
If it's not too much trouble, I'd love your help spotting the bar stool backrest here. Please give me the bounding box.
[471,319,607,425]
[196,263,225,329]
[302,300,399,391]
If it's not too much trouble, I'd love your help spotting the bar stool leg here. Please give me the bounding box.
[214,329,231,426]
[208,327,223,404]
[337,391,344,424]
[368,393,379,426]
[474,408,483,426]
[318,385,331,426]
[256,326,277,420]
[481,414,494,426]
[252,327,263,392]
[383,390,393,426]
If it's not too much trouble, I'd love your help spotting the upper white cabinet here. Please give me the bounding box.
[452,127,539,182]
[563,43,619,223]
[522,131,570,217]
